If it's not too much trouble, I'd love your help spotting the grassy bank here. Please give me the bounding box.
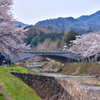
[0,65,40,100]
[2,64,32,73]
[61,62,100,76]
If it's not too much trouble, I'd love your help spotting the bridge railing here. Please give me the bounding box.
[27,49,68,53]
[29,48,63,51]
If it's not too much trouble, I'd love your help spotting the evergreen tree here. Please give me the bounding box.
[64,30,78,45]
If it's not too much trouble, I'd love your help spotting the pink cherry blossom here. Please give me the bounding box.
[0,0,30,55]
[69,32,100,61]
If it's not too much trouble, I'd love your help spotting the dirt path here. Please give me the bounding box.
[0,83,12,100]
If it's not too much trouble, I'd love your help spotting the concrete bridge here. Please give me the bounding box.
[9,49,82,63]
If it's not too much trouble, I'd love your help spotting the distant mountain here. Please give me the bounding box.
[35,10,100,34]
[14,21,33,27]
[78,10,100,21]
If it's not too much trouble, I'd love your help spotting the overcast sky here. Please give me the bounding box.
[12,0,100,25]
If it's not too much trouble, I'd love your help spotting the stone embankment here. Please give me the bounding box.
[11,72,73,100]
[56,78,100,100]
[11,72,100,100]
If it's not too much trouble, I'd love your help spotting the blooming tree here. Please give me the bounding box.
[69,32,100,61]
[0,0,29,55]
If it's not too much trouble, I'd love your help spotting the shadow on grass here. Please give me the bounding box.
[0,92,4,100]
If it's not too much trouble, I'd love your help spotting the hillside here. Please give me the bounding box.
[35,10,100,34]
[24,26,65,49]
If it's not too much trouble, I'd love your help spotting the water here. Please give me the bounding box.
[42,73,68,78]
[81,84,100,90]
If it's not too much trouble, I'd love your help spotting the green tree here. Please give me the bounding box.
[31,36,39,47]
[64,30,78,45]
[40,31,45,36]
[57,39,62,48]
[24,32,37,45]
[38,36,45,43]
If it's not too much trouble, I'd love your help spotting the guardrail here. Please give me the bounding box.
[24,49,68,53]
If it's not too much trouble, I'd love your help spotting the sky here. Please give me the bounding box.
[12,0,100,25]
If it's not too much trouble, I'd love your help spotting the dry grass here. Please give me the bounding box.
[61,62,100,76]
[15,62,26,67]
[82,79,100,86]
[44,60,61,70]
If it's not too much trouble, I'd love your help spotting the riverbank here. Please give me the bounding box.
[1,62,100,100]
[42,62,100,77]
[11,72,100,100]
[0,65,40,100]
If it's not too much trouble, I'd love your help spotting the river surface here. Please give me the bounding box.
[42,73,68,77]
[80,84,100,90]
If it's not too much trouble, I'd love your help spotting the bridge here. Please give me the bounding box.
[9,50,82,63]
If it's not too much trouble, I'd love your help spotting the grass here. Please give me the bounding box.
[2,64,32,73]
[35,68,42,70]
[0,65,40,100]
[0,92,4,100]
[77,68,88,75]
[84,83,100,86]
[56,62,61,65]
[56,72,67,75]
[59,62,100,76]
[74,62,80,66]
[44,60,62,70]
[34,62,45,65]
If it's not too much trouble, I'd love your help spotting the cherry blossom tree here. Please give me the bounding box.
[69,32,100,62]
[0,0,29,55]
